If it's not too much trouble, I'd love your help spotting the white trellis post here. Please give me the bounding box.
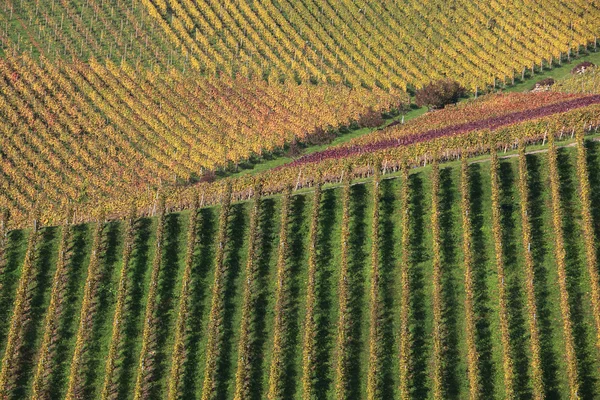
[295,170,302,191]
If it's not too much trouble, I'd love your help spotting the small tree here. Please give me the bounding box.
[306,126,336,145]
[357,107,385,128]
[415,79,467,110]
[199,169,216,183]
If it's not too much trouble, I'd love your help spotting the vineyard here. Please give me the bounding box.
[0,0,599,227]
[0,53,404,226]
[2,0,600,399]
[0,132,600,399]
[553,65,600,94]
[1,81,600,228]
[1,0,599,90]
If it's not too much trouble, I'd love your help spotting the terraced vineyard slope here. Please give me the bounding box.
[1,135,600,399]
[1,2,600,398]
[1,0,599,90]
[0,53,404,226]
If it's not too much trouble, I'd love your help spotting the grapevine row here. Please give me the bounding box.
[31,211,74,400]
[398,165,411,400]
[0,208,10,292]
[167,195,201,400]
[65,217,106,400]
[0,216,40,399]
[200,184,233,400]
[233,181,262,400]
[267,186,292,400]
[301,181,322,398]
[546,132,580,397]
[101,206,138,400]
[517,141,544,399]
[489,147,515,398]
[460,156,480,400]
[574,130,600,353]
[288,94,600,168]
[430,158,444,399]
[133,195,167,400]
[366,166,383,400]
[334,172,352,398]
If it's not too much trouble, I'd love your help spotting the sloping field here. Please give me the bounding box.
[0,54,403,226]
[1,136,599,399]
[0,2,600,399]
[553,65,600,94]
[3,85,600,227]
[286,93,600,166]
[0,0,599,227]
[1,0,599,90]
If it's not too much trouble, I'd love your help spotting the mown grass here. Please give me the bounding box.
[182,207,218,399]
[247,198,278,400]
[150,212,189,399]
[439,165,469,399]
[353,182,374,400]
[285,193,311,399]
[82,221,124,399]
[468,162,505,399]
[218,203,250,399]
[115,217,156,400]
[257,198,282,398]
[378,178,402,398]
[498,158,532,399]
[313,187,343,400]
[407,170,434,399]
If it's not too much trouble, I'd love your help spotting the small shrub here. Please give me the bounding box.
[386,120,401,129]
[531,78,555,91]
[285,138,303,157]
[306,126,336,145]
[537,78,555,86]
[571,61,595,74]
[357,107,385,128]
[199,170,216,183]
[415,79,467,110]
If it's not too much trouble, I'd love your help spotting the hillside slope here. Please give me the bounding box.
[0,54,404,226]
[1,4,600,398]
[1,0,599,90]
[1,135,599,399]
[1,0,599,227]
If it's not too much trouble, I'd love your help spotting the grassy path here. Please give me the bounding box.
[498,157,535,399]
[505,51,600,93]
[407,167,435,399]
[148,212,189,399]
[114,217,156,400]
[0,230,28,362]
